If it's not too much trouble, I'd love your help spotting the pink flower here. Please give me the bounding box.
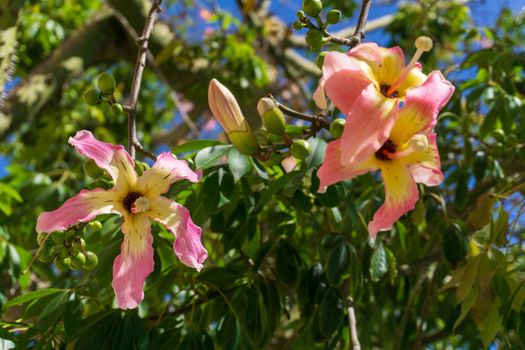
[317,72,454,238]
[36,131,207,309]
[314,37,440,165]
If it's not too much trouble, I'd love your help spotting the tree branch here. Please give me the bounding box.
[125,0,163,158]
[348,298,361,350]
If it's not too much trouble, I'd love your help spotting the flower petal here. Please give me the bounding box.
[136,152,200,197]
[402,134,444,186]
[36,189,121,233]
[368,162,418,238]
[317,139,377,192]
[349,44,405,85]
[148,197,207,271]
[340,85,398,165]
[69,130,137,192]
[390,71,455,144]
[112,214,154,309]
[322,52,374,115]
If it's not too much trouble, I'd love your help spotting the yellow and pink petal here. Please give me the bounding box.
[148,197,207,271]
[36,189,121,233]
[403,134,444,187]
[112,214,154,309]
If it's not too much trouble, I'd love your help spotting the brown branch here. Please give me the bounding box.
[125,0,163,158]
[348,298,361,350]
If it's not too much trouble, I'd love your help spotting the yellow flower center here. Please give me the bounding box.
[132,196,150,214]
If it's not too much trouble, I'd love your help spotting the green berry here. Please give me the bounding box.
[51,231,66,243]
[302,0,322,17]
[70,252,86,270]
[83,89,101,106]
[329,118,346,139]
[87,221,102,232]
[97,72,116,95]
[326,9,341,24]
[291,139,312,160]
[83,251,99,270]
[55,256,70,272]
[305,29,323,52]
[293,21,305,31]
[297,10,306,20]
[83,159,103,178]
[134,161,150,176]
[110,103,124,115]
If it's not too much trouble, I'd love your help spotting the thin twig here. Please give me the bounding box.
[352,0,372,45]
[348,298,361,350]
[125,0,163,158]
[269,94,330,128]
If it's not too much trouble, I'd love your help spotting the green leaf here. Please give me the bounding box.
[195,145,232,169]
[0,183,22,202]
[275,239,301,286]
[172,140,223,155]
[326,241,350,286]
[304,137,327,169]
[4,288,65,308]
[369,243,388,282]
[454,287,479,329]
[319,287,345,337]
[39,291,69,330]
[478,298,502,348]
[228,148,252,181]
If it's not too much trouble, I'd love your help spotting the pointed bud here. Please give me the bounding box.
[257,98,286,135]
[208,79,258,155]
[329,118,345,139]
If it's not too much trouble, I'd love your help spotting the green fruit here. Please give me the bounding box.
[257,98,286,135]
[326,9,341,24]
[55,256,71,272]
[83,251,99,270]
[305,29,323,52]
[71,252,86,270]
[87,221,102,232]
[83,89,101,106]
[292,21,305,31]
[51,231,66,243]
[83,159,103,178]
[110,103,124,115]
[329,118,345,139]
[296,10,306,20]
[134,161,150,176]
[97,72,116,95]
[302,0,322,17]
[316,51,327,69]
[291,139,312,160]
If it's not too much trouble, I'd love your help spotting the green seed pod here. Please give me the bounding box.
[291,139,312,160]
[257,98,286,135]
[305,29,323,52]
[292,21,305,31]
[97,72,116,95]
[329,118,345,139]
[302,0,322,17]
[316,51,328,69]
[83,89,101,106]
[51,231,66,243]
[55,256,71,272]
[70,252,86,270]
[83,159,103,178]
[297,10,306,20]
[134,160,150,176]
[87,221,103,232]
[83,251,99,270]
[325,9,341,24]
[110,103,124,115]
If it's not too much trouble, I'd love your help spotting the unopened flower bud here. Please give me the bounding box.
[415,36,433,52]
[70,251,86,270]
[87,221,103,232]
[83,89,101,106]
[302,0,322,17]
[408,134,429,152]
[110,103,124,115]
[257,98,286,135]
[326,9,341,24]
[296,10,306,20]
[97,72,116,95]
[329,118,345,139]
[291,139,312,160]
[83,251,99,270]
[208,79,258,155]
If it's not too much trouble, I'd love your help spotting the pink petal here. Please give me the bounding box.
[112,214,154,309]
[317,140,377,192]
[281,156,297,173]
[340,85,398,165]
[406,134,444,186]
[148,197,207,271]
[322,52,374,115]
[69,130,137,191]
[136,152,200,197]
[390,71,455,144]
[349,44,406,85]
[368,162,419,238]
[36,189,120,233]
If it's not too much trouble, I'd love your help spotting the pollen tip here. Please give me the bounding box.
[408,134,429,152]
[415,36,433,52]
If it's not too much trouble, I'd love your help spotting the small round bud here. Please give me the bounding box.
[291,139,312,160]
[97,72,116,95]
[55,256,71,272]
[87,221,103,232]
[110,103,124,115]
[83,89,101,106]
[83,251,99,270]
[70,252,86,270]
[326,9,341,24]
[415,36,433,52]
[305,29,323,52]
[51,231,66,243]
[408,134,429,152]
[316,51,328,69]
[296,10,306,20]
[83,159,104,178]
[292,21,305,31]
[258,98,286,135]
[302,0,322,17]
[329,118,346,139]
